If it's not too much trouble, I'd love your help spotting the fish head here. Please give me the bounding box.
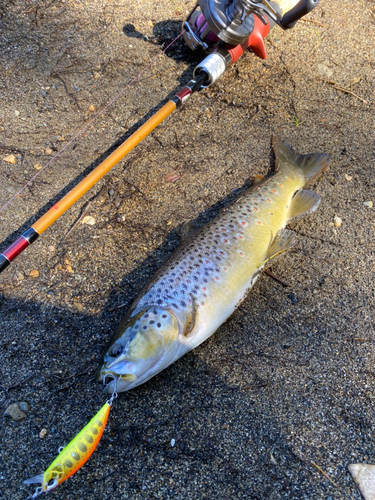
[97,307,180,393]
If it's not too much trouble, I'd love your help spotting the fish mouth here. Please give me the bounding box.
[100,372,137,394]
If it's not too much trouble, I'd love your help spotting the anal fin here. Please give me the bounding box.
[289,190,321,220]
[259,229,296,267]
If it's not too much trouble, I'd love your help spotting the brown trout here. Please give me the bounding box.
[97,137,329,393]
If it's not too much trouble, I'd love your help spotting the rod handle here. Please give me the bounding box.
[280,0,319,29]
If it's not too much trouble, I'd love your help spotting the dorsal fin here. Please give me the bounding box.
[289,190,321,220]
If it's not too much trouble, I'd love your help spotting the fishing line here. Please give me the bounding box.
[0,31,185,216]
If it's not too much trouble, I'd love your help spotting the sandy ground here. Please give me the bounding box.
[0,0,374,499]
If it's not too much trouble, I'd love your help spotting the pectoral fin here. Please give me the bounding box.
[184,294,198,338]
[259,229,296,267]
[180,220,199,241]
[288,190,321,220]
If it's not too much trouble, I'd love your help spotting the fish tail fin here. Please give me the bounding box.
[273,136,330,184]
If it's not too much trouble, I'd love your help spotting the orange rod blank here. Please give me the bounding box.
[0,72,207,274]
[32,100,176,235]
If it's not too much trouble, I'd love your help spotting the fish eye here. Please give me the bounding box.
[110,343,123,357]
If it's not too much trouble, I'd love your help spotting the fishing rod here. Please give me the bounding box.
[0,0,319,275]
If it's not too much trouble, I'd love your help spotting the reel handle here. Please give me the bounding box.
[280,0,319,29]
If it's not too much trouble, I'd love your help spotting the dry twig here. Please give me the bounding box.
[264,269,289,287]
[311,462,340,489]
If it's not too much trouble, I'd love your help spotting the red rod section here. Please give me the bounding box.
[3,236,30,261]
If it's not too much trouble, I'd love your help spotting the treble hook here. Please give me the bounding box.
[104,375,119,406]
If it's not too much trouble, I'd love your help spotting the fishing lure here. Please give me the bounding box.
[24,386,117,498]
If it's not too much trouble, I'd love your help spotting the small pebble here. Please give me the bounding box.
[269,453,278,466]
[108,189,115,196]
[288,292,299,304]
[34,163,43,170]
[16,272,24,281]
[81,216,96,225]
[74,302,84,312]
[4,403,27,421]
[44,148,53,155]
[3,154,16,164]
[348,464,375,500]
[39,428,48,439]
[89,104,96,112]
[14,110,20,116]
[171,439,176,447]
[344,173,353,181]
[363,201,373,208]
[19,402,30,412]
[166,172,181,183]
[48,245,56,253]
[334,216,342,227]
[29,270,40,278]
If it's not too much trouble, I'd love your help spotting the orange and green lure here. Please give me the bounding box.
[25,395,115,498]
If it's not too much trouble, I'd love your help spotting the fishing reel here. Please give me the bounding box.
[183,0,319,87]
[183,0,319,50]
